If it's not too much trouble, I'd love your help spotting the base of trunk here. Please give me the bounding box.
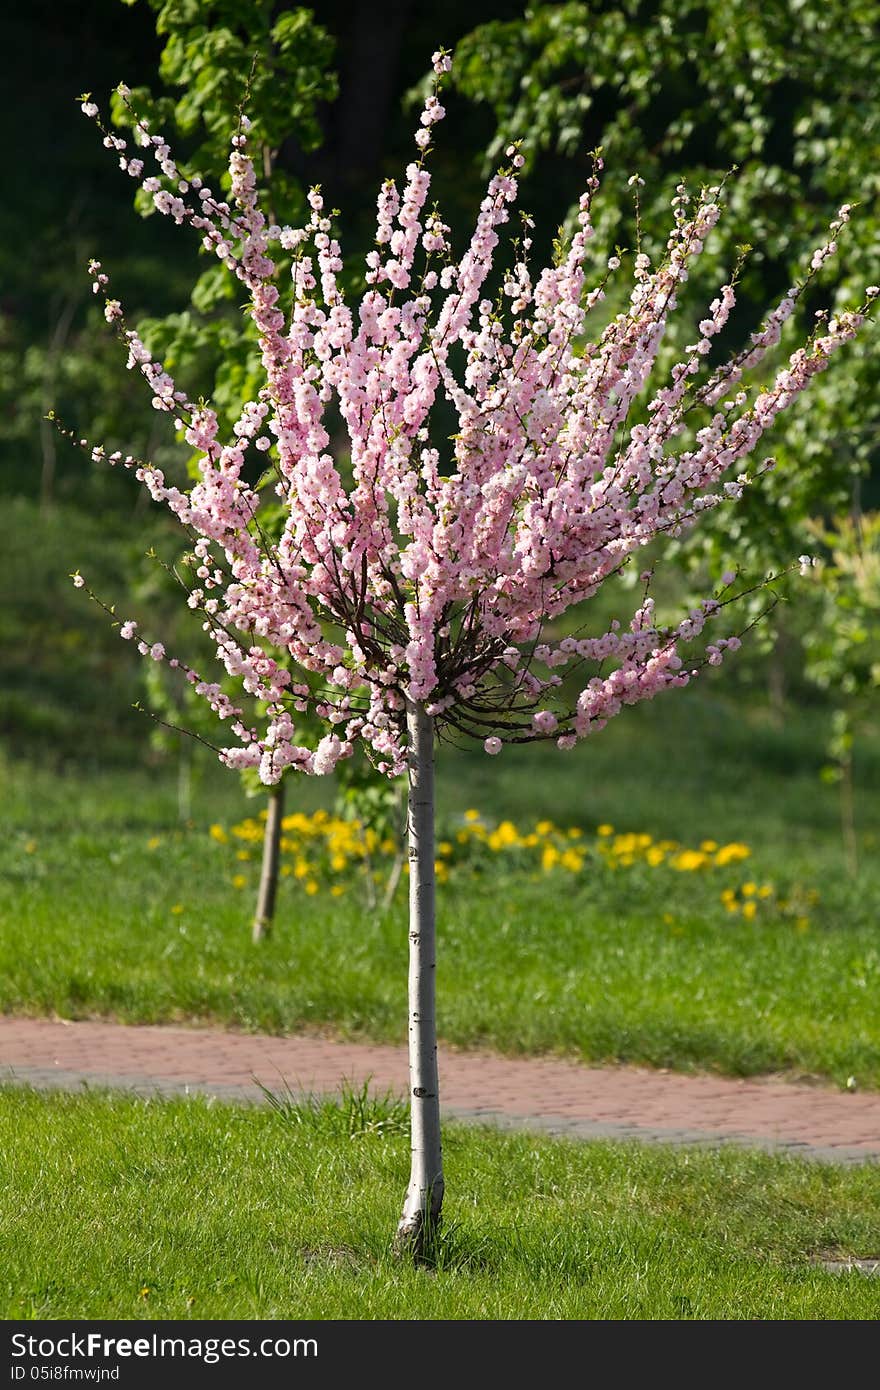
[393,1194,443,1262]
[251,916,271,943]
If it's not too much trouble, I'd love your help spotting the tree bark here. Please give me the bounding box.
[394,701,444,1258]
[252,781,285,943]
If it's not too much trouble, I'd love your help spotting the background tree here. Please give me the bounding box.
[799,512,880,874]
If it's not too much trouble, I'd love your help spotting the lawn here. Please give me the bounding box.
[1,1086,878,1320]
[2,684,878,1088]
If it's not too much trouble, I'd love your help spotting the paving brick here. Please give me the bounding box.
[1,1016,878,1163]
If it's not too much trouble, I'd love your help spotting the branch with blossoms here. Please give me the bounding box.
[70,49,876,1256]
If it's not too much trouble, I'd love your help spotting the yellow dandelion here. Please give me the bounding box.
[742,882,757,897]
[209,824,228,844]
[758,884,773,899]
[670,850,707,872]
[662,912,674,925]
[535,820,555,836]
[305,880,320,895]
[597,824,614,837]
[330,884,345,897]
[541,844,560,870]
[236,850,251,862]
[489,821,520,851]
[170,904,183,915]
[232,820,263,842]
[232,874,247,889]
[464,809,481,821]
[497,820,521,846]
[700,839,718,852]
[560,849,583,872]
[24,840,37,854]
[567,827,583,839]
[147,836,161,850]
[715,843,751,866]
[646,847,666,867]
[438,841,453,857]
[741,900,757,920]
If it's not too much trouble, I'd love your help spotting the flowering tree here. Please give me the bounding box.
[70,51,875,1256]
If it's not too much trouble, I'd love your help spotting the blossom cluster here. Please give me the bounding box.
[74,54,874,782]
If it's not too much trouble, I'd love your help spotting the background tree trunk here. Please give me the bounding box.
[840,749,858,878]
[252,782,285,943]
[394,701,444,1258]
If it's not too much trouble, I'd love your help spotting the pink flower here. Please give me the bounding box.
[533,711,558,734]
[484,737,502,755]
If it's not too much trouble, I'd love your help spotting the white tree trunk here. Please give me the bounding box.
[394,701,444,1257]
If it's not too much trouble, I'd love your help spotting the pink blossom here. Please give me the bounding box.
[533,711,558,734]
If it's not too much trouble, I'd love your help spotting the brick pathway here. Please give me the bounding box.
[1,1016,878,1163]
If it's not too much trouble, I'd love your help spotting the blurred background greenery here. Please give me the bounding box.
[1,4,878,1063]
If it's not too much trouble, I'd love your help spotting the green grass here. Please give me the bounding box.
[1,1086,878,1320]
[1,686,878,1088]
